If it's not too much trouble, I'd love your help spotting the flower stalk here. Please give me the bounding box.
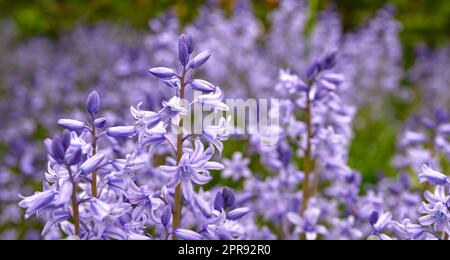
[172,66,187,239]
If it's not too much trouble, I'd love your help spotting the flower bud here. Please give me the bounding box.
[149,67,177,79]
[86,90,100,117]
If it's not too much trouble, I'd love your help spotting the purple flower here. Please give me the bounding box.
[222,152,252,181]
[57,119,86,131]
[159,139,223,200]
[86,90,100,117]
[19,190,56,219]
[175,229,203,240]
[419,202,450,236]
[66,148,82,165]
[370,211,393,240]
[93,117,107,128]
[190,79,216,92]
[41,210,71,236]
[47,132,71,164]
[107,126,137,138]
[227,208,251,220]
[161,206,172,228]
[418,165,449,186]
[80,153,106,175]
[178,35,190,66]
[194,87,229,111]
[287,208,327,240]
[149,67,178,79]
[190,50,211,69]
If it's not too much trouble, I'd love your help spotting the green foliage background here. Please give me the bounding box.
[2,0,449,48]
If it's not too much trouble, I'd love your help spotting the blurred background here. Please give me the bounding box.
[0,0,449,239]
[2,0,449,61]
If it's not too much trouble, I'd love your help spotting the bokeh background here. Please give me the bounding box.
[0,0,449,239]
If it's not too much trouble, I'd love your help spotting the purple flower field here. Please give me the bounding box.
[1,0,450,240]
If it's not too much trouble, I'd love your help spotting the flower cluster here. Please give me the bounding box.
[18,35,249,240]
[3,0,450,240]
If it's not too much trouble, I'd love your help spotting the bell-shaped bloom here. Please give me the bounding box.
[107,126,137,138]
[190,50,211,69]
[93,117,107,129]
[178,35,190,66]
[80,153,106,175]
[86,90,100,117]
[190,79,216,92]
[161,206,172,228]
[419,202,450,235]
[159,139,223,200]
[41,209,71,236]
[418,165,449,186]
[131,102,162,129]
[194,87,229,111]
[58,119,86,131]
[175,229,203,240]
[227,207,251,220]
[89,198,111,222]
[66,148,82,166]
[222,152,252,181]
[47,132,71,164]
[287,208,327,240]
[19,190,56,219]
[54,181,73,206]
[149,67,178,79]
[203,116,231,154]
[370,211,393,240]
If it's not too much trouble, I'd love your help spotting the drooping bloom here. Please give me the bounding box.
[159,139,224,200]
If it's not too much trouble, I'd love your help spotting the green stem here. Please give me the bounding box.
[66,164,80,236]
[302,84,313,216]
[172,66,187,240]
[91,126,98,198]
[311,161,321,197]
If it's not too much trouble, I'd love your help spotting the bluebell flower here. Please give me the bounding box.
[107,126,137,138]
[222,152,252,181]
[93,117,107,129]
[418,165,449,186]
[161,206,172,228]
[203,116,231,154]
[178,35,190,66]
[189,79,216,92]
[66,148,82,166]
[194,87,229,111]
[57,119,87,131]
[19,190,56,219]
[190,50,211,69]
[287,208,327,240]
[419,186,450,237]
[88,198,111,222]
[419,202,450,236]
[392,218,428,240]
[175,229,203,240]
[370,211,393,240]
[41,209,71,236]
[86,90,100,117]
[227,208,251,220]
[80,153,106,175]
[149,67,178,79]
[159,139,224,200]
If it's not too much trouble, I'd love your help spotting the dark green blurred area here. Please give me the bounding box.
[1,0,449,49]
